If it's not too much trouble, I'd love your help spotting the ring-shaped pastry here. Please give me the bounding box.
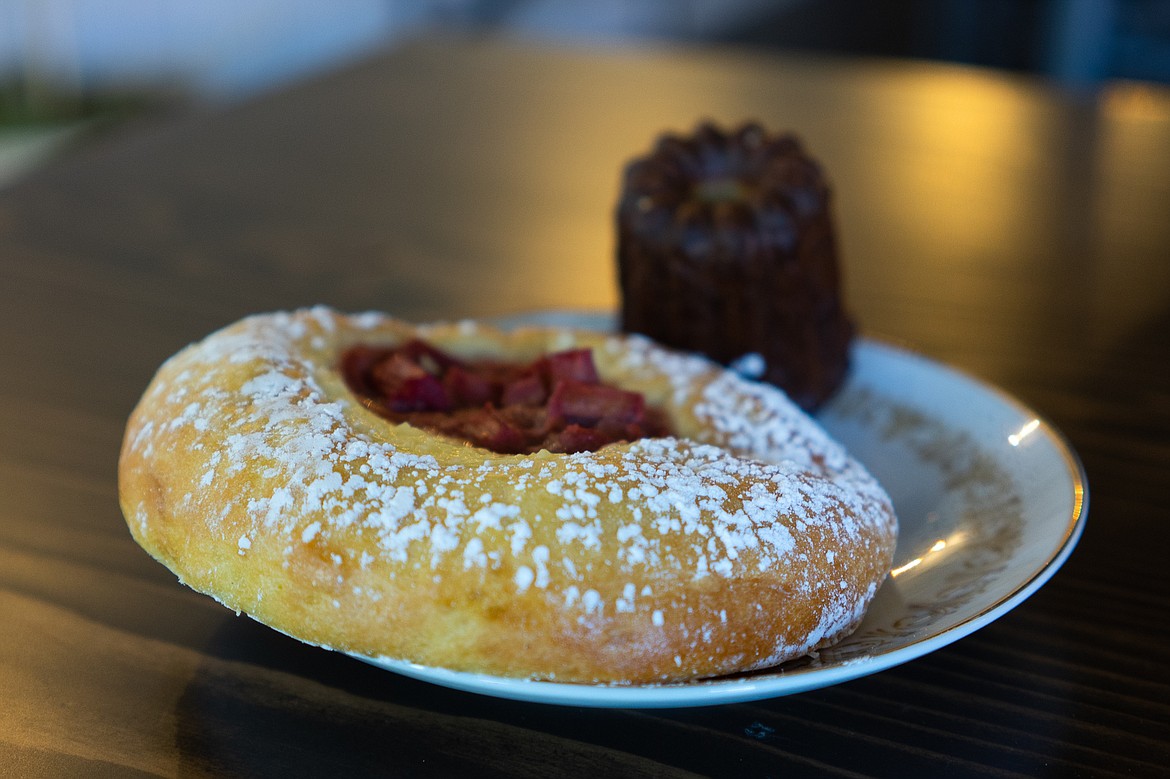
[118,307,897,684]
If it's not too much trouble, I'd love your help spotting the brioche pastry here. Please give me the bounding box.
[118,307,896,684]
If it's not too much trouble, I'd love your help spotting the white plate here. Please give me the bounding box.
[352,312,1088,708]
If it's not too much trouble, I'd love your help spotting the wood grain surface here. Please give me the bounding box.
[1,38,1168,777]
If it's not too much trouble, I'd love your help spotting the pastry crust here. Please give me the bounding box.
[118,307,897,684]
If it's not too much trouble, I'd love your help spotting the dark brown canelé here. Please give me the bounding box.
[617,122,853,411]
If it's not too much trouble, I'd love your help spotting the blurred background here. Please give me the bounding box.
[3,0,1170,186]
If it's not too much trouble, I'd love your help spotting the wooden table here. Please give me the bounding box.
[2,38,1167,777]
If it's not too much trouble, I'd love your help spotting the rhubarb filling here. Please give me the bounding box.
[341,340,672,454]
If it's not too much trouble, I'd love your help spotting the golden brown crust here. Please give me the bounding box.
[118,307,897,684]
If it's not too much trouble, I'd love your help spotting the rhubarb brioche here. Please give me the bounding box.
[118,307,896,684]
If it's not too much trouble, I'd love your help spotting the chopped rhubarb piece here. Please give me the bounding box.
[497,403,550,436]
[367,352,450,412]
[548,424,609,454]
[501,368,546,406]
[371,351,428,385]
[541,349,600,385]
[386,374,451,412]
[341,345,393,396]
[444,365,495,407]
[548,380,646,428]
[460,406,528,454]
